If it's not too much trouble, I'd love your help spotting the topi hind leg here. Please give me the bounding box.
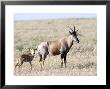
[42,54,47,66]
[42,60,45,66]
[39,55,43,71]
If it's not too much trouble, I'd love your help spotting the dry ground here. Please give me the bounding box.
[14,18,97,76]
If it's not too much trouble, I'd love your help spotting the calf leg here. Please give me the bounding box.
[15,58,24,72]
[29,61,32,70]
[15,58,21,69]
[17,61,24,72]
[15,63,19,69]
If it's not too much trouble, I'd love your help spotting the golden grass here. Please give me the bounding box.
[14,18,97,76]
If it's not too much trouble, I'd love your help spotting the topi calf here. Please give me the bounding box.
[15,48,37,71]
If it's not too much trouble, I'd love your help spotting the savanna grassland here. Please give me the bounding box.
[14,18,97,76]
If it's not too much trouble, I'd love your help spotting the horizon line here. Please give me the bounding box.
[14,13,97,21]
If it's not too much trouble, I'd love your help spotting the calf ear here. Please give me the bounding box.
[69,31,72,35]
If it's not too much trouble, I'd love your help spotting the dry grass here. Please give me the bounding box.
[14,18,97,76]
